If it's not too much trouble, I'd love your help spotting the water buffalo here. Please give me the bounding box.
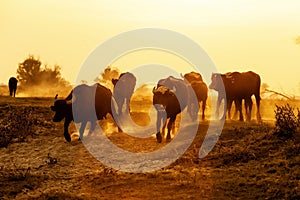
[112,72,136,116]
[153,76,198,143]
[209,71,261,122]
[183,72,208,120]
[153,86,181,143]
[8,77,18,97]
[51,83,119,142]
[183,71,203,82]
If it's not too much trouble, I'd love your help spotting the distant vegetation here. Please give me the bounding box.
[0,106,37,148]
[274,104,300,138]
[16,55,71,97]
[95,66,120,90]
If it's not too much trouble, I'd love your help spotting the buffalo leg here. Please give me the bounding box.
[221,97,227,120]
[88,121,97,136]
[244,99,249,121]
[249,100,253,121]
[114,98,123,117]
[245,98,253,121]
[156,117,163,143]
[202,100,206,120]
[156,111,165,143]
[233,100,239,120]
[156,109,167,143]
[227,99,234,120]
[217,96,226,120]
[236,99,243,121]
[171,120,175,135]
[255,95,262,122]
[64,118,72,142]
[166,116,176,142]
[125,97,130,115]
[117,126,122,132]
[156,132,162,143]
[162,119,167,138]
[112,115,122,132]
[79,121,87,140]
[216,96,222,118]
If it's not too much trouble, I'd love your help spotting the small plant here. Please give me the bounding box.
[0,106,37,147]
[274,104,300,138]
[297,108,300,125]
[46,153,58,165]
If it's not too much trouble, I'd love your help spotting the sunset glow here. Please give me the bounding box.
[1,0,300,95]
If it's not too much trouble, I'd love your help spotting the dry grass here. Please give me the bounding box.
[0,101,54,148]
[0,96,299,199]
[202,122,300,199]
[0,106,37,147]
[274,103,300,138]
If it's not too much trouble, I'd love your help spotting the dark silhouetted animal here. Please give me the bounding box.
[209,71,261,122]
[8,77,18,97]
[153,86,181,143]
[51,83,119,142]
[183,71,203,82]
[183,72,208,120]
[112,72,136,116]
[153,76,198,143]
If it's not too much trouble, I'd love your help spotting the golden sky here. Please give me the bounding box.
[1,0,300,95]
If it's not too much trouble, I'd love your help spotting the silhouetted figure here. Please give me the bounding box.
[112,72,136,116]
[153,76,199,143]
[209,71,261,122]
[183,72,208,120]
[8,77,18,97]
[51,83,122,142]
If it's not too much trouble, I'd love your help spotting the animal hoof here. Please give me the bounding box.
[64,133,71,142]
[156,133,162,143]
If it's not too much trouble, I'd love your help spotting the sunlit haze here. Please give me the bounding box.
[1,0,300,96]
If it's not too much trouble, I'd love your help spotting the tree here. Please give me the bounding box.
[16,55,71,96]
[261,82,294,100]
[17,55,42,86]
[95,66,120,89]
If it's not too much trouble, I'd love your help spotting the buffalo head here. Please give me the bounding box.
[209,73,223,91]
[51,99,72,122]
[152,86,176,108]
[112,78,119,87]
[183,72,203,83]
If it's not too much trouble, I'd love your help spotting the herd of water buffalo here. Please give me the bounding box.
[47,71,261,143]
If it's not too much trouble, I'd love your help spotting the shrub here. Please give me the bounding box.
[274,104,300,138]
[0,106,36,148]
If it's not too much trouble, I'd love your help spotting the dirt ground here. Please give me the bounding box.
[0,96,299,199]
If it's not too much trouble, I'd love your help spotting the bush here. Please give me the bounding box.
[0,107,36,148]
[16,55,72,97]
[274,104,300,138]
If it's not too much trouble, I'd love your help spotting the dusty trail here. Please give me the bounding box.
[0,122,214,199]
[1,97,299,199]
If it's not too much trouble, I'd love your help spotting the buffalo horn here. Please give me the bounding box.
[152,86,156,93]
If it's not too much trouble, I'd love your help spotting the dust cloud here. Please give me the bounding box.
[97,66,120,91]
[17,81,72,98]
[0,85,7,96]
